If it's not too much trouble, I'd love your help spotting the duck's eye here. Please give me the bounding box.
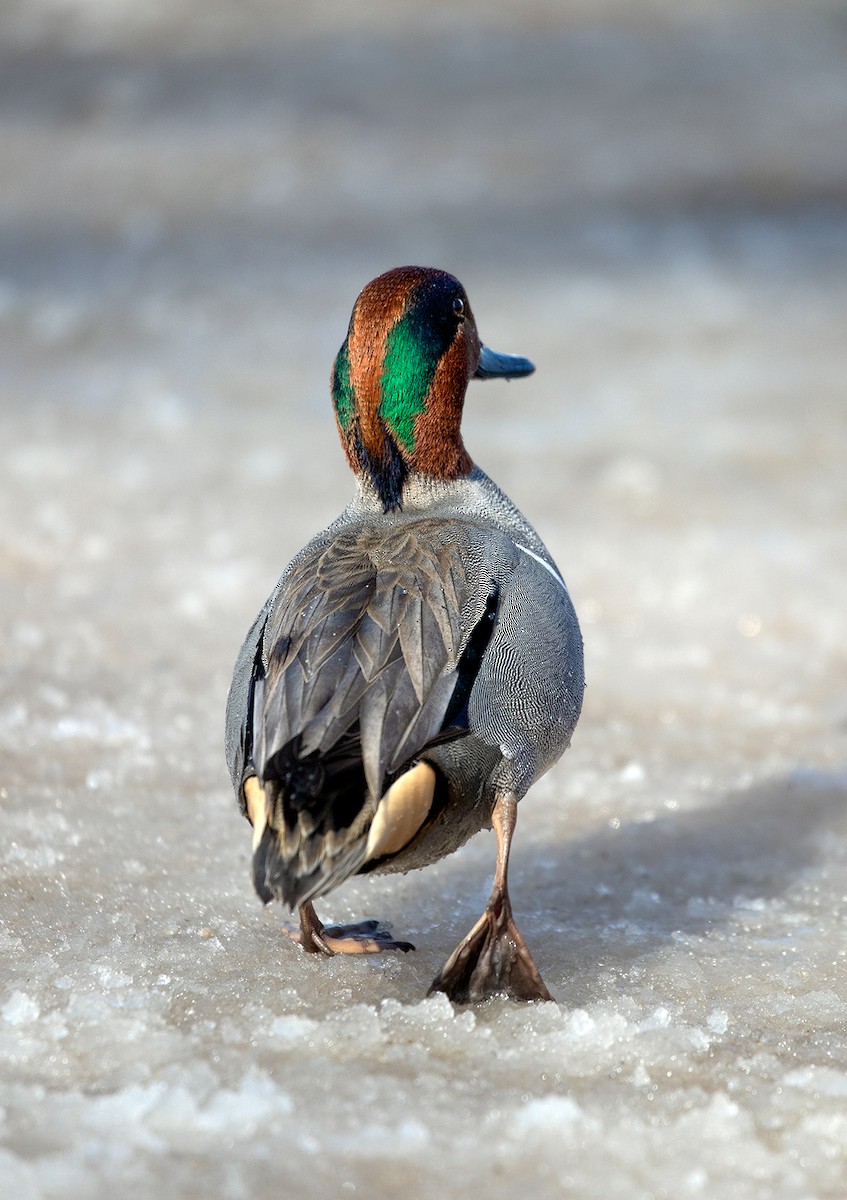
[452,297,465,321]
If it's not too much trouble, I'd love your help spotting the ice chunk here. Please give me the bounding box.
[707,1009,729,1034]
[2,992,40,1026]
[513,1095,583,1133]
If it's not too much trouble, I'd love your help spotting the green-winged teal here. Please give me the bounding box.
[226,266,584,1001]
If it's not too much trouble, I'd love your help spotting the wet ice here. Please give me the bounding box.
[2,2,847,1198]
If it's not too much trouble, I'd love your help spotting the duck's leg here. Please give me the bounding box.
[245,777,414,956]
[285,900,415,956]
[429,792,553,1003]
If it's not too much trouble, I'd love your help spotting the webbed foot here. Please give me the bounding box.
[286,901,415,956]
[428,892,552,1002]
[428,790,553,1003]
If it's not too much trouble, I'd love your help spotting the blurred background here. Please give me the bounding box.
[2,2,847,1196]
[3,0,845,791]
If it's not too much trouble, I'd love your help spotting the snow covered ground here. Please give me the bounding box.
[2,3,847,1197]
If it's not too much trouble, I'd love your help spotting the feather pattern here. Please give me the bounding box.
[254,518,488,902]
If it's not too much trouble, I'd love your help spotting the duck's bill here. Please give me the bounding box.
[474,343,535,380]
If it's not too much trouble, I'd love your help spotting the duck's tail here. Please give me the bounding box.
[244,732,373,909]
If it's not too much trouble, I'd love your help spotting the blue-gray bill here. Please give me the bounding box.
[474,343,535,380]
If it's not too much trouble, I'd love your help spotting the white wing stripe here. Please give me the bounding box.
[514,542,567,592]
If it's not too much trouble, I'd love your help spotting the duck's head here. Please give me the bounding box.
[331,265,534,512]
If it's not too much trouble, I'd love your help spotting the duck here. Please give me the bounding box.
[225,265,584,1002]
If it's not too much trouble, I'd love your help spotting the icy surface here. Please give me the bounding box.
[2,2,847,1198]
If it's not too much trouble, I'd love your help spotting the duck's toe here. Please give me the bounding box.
[322,919,415,955]
[284,903,415,956]
[428,893,552,1003]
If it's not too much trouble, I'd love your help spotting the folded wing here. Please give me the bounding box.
[251,520,485,906]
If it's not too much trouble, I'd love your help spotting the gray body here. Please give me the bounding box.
[226,465,584,886]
